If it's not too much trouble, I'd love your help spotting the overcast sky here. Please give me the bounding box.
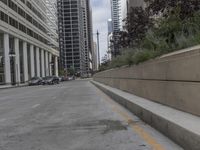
[91,0,111,62]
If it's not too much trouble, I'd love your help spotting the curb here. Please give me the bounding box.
[0,84,28,90]
[91,80,200,150]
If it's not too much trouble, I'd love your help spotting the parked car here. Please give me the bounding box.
[42,76,59,85]
[29,77,43,86]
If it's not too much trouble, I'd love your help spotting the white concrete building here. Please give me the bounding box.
[0,0,59,85]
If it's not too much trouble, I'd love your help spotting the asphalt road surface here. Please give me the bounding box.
[0,79,183,150]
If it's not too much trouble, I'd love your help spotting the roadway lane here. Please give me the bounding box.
[0,79,183,150]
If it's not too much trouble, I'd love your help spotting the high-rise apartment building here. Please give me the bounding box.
[92,42,98,71]
[110,0,120,32]
[57,0,93,76]
[108,19,113,34]
[86,0,94,75]
[0,0,59,85]
[110,0,120,57]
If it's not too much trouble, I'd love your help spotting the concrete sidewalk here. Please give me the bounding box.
[92,80,200,150]
[0,83,28,90]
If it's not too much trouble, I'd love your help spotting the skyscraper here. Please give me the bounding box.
[108,19,113,34]
[57,0,93,77]
[0,0,59,85]
[110,0,120,32]
[92,42,98,71]
[110,0,121,57]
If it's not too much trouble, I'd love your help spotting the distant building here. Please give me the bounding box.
[107,33,113,60]
[110,0,121,57]
[108,19,113,34]
[92,42,98,71]
[110,0,120,33]
[121,0,146,29]
[57,0,93,77]
[83,0,94,75]
[0,0,59,85]
[127,0,145,13]
[107,19,113,60]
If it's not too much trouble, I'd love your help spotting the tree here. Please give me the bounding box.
[145,0,200,19]
[68,66,75,76]
[124,7,153,47]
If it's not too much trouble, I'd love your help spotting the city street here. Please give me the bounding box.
[0,79,182,150]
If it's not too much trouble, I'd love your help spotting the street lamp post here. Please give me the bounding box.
[96,30,100,69]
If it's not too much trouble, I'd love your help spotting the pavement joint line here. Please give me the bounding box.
[95,86,166,150]
[32,104,40,109]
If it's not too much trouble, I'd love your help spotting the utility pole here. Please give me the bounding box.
[96,30,100,69]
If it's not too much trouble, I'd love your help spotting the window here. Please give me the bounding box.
[9,17,18,28]
[8,0,18,12]
[0,0,7,5]
[0,11,8,23]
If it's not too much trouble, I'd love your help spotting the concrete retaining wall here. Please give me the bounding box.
[93,45,200,116]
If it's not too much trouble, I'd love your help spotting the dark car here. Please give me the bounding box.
[29,77,43,86]
[42,76,59,85]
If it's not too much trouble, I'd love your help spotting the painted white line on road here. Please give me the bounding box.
[32,104,40,108]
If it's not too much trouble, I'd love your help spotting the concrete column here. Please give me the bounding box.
[45,51,49,76]
[14,38,21,84]
[30,45,35,77]
[49,53,52,76]
[55,56,58,76]
[36,47,40,77]
[23,42,28,82]
[41,49,45,77]
[4,33,11,84]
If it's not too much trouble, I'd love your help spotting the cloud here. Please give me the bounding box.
[91,0,111,61]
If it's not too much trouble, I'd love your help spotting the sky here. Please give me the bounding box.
[91,0,111,62]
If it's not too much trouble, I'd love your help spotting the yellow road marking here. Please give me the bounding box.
[96,88,166,150]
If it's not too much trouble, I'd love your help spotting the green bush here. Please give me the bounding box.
[132,50,154,64]
[100,10,200,71]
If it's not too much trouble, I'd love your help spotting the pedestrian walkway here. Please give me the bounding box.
[0,83,27,90]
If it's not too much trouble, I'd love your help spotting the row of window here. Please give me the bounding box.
[20,0,45,22]
[0,11,48,45]
[0,0,47,34]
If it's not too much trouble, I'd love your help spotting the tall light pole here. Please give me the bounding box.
[96,30,100,69]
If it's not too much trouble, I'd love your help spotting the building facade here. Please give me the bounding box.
[110,0,120,33]
[107,19,113,60]
[121,0,146,29]
[57,0,93,77]
[110,0,120,57]
[86,0,94,75]
[92,42,98,71]
[107,19,113,34]
[0,0,59,85]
